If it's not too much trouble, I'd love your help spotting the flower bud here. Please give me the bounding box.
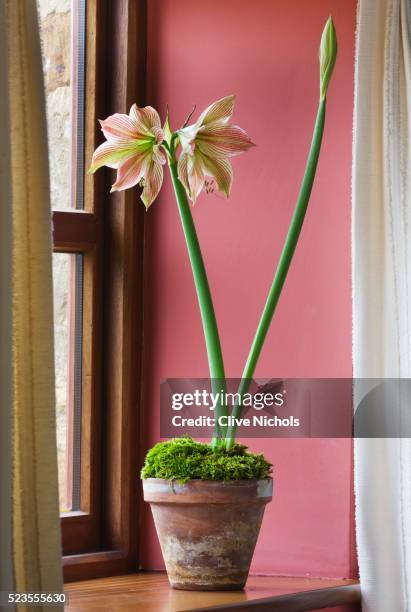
[319,16,337,100]
[163,110,173,146]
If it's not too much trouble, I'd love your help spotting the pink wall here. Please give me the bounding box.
[141,0,357,581]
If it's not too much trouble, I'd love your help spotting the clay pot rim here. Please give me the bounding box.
[142,477,273,504]
[143,477,272,483]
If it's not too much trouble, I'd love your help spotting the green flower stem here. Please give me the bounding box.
[168,161,227,445]
[225,98,327,449]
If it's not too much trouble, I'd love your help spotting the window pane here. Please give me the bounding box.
[53,253,83,513]
[38,0,86,210]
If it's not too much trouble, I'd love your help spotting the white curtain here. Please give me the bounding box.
[353,0,411,610]
[0,1,63,608]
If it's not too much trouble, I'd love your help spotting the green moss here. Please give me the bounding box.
[140,437,272,483]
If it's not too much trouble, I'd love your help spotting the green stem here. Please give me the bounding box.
[225,98,327,449]
[168,161,227,445]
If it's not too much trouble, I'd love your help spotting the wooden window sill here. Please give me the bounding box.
[65,571,360,611]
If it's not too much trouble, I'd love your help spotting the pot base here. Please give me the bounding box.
[171,582,245,591]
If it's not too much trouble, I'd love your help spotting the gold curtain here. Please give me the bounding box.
[0,1,63,609]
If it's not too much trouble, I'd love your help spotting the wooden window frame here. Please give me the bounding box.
[53,0,147,581]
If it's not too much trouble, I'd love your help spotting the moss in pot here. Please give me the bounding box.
[141,437,272,482]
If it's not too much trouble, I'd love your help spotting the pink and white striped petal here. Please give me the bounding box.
[89,140,137,173]
[187,154,206,203]
[99,113,140,141]
[177,151,205,203]
[152,144,167,165]
[198,124,255,158]
[151,126,165,144]
[201,154,233,198]
[141,160,164,209]
[130,104,162,135]
[177,151,191,196]
[110,152,149,192]
[197,95,235,126]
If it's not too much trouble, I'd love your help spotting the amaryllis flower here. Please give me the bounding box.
[177,95,255,203]
[89,105,165,208]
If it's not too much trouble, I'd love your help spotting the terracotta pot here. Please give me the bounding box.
[143,478,272,591]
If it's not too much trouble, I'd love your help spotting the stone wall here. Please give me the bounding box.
[38,0,71,210]
[38,0,72,510]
